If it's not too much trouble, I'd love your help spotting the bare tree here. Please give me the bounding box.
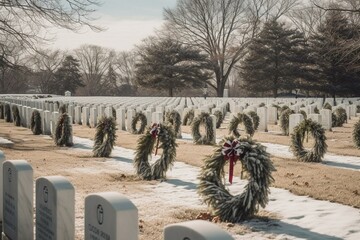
[27,49,65,93]
[114,51,137,86]
[75,44,113,95]
[164,0,298,96]
[0,0,101,54]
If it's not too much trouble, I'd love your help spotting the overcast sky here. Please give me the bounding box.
[48,0,177,52]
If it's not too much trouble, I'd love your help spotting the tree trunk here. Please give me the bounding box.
[169,87,173,97]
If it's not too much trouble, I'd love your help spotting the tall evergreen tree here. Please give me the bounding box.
[135,37,211,97]
[240,18,310,97]
[54,55,84,95]
[310,8,360,98]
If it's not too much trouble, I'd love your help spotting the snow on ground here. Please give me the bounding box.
[0,137,13,145]
[71,136,360,240]
[181,133,360,171]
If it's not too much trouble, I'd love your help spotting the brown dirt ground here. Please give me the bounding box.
[1,118,360,239]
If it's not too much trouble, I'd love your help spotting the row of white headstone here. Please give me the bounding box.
[0,151,234,240]
[2,97,359,138]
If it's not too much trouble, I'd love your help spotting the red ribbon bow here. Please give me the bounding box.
[221,140,242,184]
[150,123,160,155]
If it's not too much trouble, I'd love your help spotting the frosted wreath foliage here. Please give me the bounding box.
[191,112,215,145]
[54,113,73,147]
[213,110,224,129]
[31,110,42,135]
[198,136,275,222]
[228,113,254,138]
[93,116,117,157]
[353,119,360,148]
[165,110,182,138]
[183,109,194,126]
[279,108,294,136]
[131,112,147,134]
[290,119,327,162]
[134,123,177,180]
[11,105,21,126]
[0,103,4,119]
[332,107,347,127]
[247,111,259,130]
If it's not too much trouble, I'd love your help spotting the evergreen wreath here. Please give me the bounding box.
[0,103,4,119]
[314,106,320,114]
[247,111,260,130]
[332,107,347,127]
[54,113,73,147]
[183,109,194,126]
[353,119,360,148]
[299,110,307,120]
[59,104,67,114]
[4,103,11,122]
[165,110,182,138]
[213,110,223,129]
[191,112,215,145]
[131,112,147,134]
[279,109,294,136]
[228,113,255,138]
[93,116,117,157]
[198,136,275,222]
[323,102,332,110]
[11,105,21,126]
[31,110,42,135]
[134,123,177,180]
[290,119,327,162]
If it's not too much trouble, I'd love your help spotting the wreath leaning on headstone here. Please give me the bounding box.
[290,119,327,162]
[131,112,147,134]
[54,113,73,147]
[0,103,4,119]
[4,103,11,122]
[228,113,254,138]
[213,110,223,129]
[332,107,347,127]
[247,111,259,130]
[279,108,294,136]
[191,112,215,145]
[93,116,117,157]
[134,123,177,180]
[198,136,275,222]
[165,110,182,138]
[183,109,195,126]
[31,110,42,135]
[352,119,360,148]
[11,105,21,126]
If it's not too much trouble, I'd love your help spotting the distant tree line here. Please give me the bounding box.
[1,0,360,98]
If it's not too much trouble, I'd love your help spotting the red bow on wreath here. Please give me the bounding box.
[150,123,161,156]
[221,139,242,184]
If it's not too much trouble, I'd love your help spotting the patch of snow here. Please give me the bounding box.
[0,137,13,144]
[72,135,360,240]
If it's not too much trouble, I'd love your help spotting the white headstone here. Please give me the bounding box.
[126,109,136,132]
[85,192,138,240]
[116,108,126,131]
[43,111,51,135]
[0,151,4,225]
[74,106,82,124]
[82,107,90,126]
[257,107,268,132]
[320,109,332,130]
[308,114,322,124]
[2,160,33,240]
[90,107,98,128]
[36,176,75,240]
[267,106,277,124]
[289,114,304,135]
[164,220,234,240]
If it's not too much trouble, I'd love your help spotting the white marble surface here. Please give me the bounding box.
[164,220,234,240]
[36,176,75,240]
[3,160,33,240]
[85,192,138,240]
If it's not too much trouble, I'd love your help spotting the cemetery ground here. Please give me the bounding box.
[0,117,360,239]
